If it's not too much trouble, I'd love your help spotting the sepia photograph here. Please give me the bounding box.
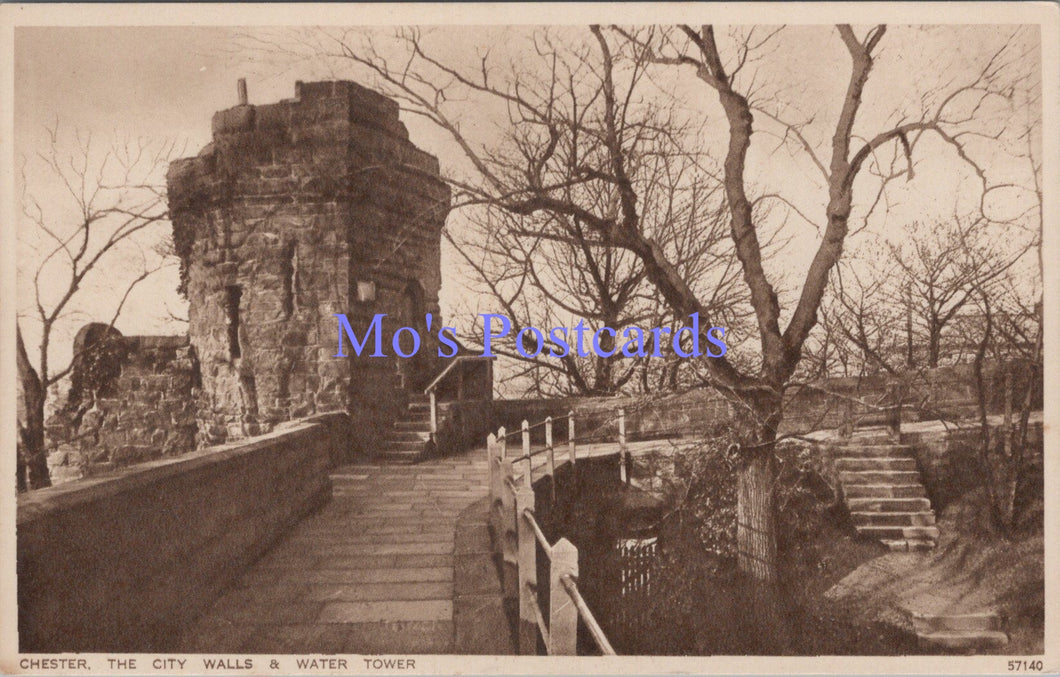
[1,3,1056,673]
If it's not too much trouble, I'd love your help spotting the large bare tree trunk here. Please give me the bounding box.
[730,391,782,582]
[738,456,786,651]
[737,451,778,583]
[16,442,27,492]
[17,326,51,490]
[732,391,788,650]
[25,397,50,490]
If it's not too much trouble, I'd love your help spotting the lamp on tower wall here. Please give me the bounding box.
[356,280,377,303]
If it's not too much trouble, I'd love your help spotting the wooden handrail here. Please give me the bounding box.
[522,508,552,554]
[423,354,493,395]
[423,354,493,438]
[487,413,619,656]
[561,574,617,656]
[527,585,550,648]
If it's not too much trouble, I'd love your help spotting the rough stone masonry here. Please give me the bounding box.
[46,325,199,477]
[167,80,451,456]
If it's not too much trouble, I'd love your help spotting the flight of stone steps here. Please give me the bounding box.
[377,394,433,464]
[831,428,939,551]
[912,612,1009,653]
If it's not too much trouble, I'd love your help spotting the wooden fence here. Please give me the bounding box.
[486,412,621,655]
[611,535,658,640]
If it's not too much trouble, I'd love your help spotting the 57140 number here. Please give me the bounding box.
[1007,660,1043,671]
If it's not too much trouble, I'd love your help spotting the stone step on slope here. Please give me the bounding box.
[389,431,431,443]
[881,538,936,552]
[912,612,1003,634]
[854,525,940,541]
[845,427,898,443]
[836,457,918,471]
[839,470,921,485]
[834,435,938,550]
[850,511,936,527]
[823,444,917,458]
[843,483,927,498]
[913,612,1013,652]
[917,629,1009,652]
[846,496,931,512]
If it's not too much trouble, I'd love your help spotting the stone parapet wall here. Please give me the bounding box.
[492,363,1027,446]
[492,390,731,444]
[902,415,1044,511]
[781,365,986,434]
[434,399,494,457]
[17,413,341,652]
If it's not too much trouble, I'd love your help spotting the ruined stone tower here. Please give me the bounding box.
[167,80,451,456]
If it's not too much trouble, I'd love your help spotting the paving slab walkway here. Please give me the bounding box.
[178,450,511,654]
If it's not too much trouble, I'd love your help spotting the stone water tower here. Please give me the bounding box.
[167,80,451,457]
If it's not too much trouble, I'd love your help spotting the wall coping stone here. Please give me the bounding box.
[17,420,321,526]
[123,334,190,350]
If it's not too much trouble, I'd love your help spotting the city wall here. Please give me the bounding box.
[18,413,344,652]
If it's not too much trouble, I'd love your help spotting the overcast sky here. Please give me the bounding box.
[14,24,1042,377]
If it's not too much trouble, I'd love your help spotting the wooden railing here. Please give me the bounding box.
[423,355,494,440]
[486,412,620,655]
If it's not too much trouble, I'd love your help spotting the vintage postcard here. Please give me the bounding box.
[1,2,1057,674]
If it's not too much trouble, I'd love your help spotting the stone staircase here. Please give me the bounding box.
[832,428,939,552]
[912,612,1009,653]
[377,394,433,464]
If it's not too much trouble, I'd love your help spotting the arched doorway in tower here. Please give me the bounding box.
[396,279,430,392]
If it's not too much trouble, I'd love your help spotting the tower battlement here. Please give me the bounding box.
[167,80,450,453]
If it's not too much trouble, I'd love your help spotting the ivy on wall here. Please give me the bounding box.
[64,333,129,417]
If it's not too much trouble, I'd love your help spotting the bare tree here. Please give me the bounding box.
[967,106,1043,534]
[445,148,746,396]
[251,24,1036,625]
[245,27,768,398]
[809,256,906,377]
[16,125,176,490]
[970,281,1041,534]
[885,218,1032,368]
[817,215,1033,377]
[607,25,1033,609]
